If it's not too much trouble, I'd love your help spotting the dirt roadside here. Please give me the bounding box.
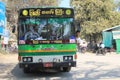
[0,53,18,64]
[0,52,120,80]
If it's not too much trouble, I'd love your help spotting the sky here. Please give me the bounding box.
[59,0,70,7]
[114,0,120,2]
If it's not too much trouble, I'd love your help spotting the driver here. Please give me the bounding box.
[24,25,39,40]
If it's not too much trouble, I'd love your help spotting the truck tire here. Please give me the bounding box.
[62,67,71,72]
[23,68,31,73]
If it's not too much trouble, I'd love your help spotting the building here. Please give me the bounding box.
[102,25,120,53]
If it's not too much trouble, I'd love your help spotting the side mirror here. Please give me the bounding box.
[12,25,16,33]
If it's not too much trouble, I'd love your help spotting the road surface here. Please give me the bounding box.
[0,52,120,80]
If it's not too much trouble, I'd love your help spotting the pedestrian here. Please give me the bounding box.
[3,37,9,51]
[1,37,4,48]
[93,42,99,53]
[75,30,81,52]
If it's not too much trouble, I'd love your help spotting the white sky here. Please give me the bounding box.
[59,0,70,7]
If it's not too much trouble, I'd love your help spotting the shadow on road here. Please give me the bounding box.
[81,61,120,80]
[10,62,120,80]
[11,64,73,80]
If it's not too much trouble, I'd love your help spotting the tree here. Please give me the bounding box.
[71,0,120,42]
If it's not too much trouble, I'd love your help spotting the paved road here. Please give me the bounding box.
[0,52,120,80]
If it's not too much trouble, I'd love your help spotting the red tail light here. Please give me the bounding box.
[18,56,21,61]
[74,54,77,59]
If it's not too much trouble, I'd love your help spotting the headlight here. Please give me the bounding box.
[63,56,73,61]
[28,57,31,62]
[69,56,72,60]
[65,57,68,60]
[22,57,33,62]
[23,58,27,62]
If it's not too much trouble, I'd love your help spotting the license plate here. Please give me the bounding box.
[43,63,53,67]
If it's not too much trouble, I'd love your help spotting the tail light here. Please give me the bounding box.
[74,54,77,59]
[18,56,21,61]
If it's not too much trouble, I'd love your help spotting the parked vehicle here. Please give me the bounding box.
[96,43,106,55]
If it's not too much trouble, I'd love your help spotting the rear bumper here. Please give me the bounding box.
[19,61,76,68]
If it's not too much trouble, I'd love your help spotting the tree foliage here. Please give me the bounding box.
[71,0,120,41]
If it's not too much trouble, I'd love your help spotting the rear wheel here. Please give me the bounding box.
[23,68,31,73]
[62,67,71,72]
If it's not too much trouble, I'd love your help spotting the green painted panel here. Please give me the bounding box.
[102,32,112,48]
[19,52,75,56]
[18,44,76,56]
[116,39,120,54]
[18,44,76,51]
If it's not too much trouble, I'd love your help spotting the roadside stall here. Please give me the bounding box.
[102,25,120,54]
[112,31,120,53]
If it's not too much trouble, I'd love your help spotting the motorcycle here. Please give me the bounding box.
[96,47,106,55]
